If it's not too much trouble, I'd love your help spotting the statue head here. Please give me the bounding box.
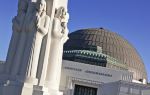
[36,0,47,13]
[18,0,28,13]
[55,7,69,23]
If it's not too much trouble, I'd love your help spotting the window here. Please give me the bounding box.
[74,84,97,95]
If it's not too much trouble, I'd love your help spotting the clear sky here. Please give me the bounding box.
[0,0,150,81]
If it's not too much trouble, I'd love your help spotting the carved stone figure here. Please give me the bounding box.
[52,7,69,41]
[6,0,28,74]
[60,10,69,43]
[45,7,69,90]
[22,0,50,84]
[36,0,50,36]
[10,1,36,76]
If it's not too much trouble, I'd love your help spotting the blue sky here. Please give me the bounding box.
[0,0,150,81]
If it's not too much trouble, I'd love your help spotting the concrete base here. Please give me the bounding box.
[0,76,63,95]
[33,85,63,95]
[2,85,22,95]
[33,85,49,95]
[48,89,63,95]
[21,83,34,95]
[0,80,23,95]
[25,77,38,85]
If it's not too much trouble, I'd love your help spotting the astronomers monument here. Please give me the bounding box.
[0,0,69,95]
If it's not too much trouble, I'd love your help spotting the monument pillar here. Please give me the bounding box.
[0,0,69,95]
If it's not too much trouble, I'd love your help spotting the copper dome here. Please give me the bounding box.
[64,28,147,81]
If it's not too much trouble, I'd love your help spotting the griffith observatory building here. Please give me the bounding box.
[60,28,150,95]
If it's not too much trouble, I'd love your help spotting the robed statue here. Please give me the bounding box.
[22,0,50,83]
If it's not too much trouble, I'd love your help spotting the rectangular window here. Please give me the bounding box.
[74,84,97,95]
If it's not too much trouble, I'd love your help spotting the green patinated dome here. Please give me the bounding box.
[63,28,147,81]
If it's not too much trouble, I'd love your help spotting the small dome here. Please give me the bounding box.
[64,28,147,81]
